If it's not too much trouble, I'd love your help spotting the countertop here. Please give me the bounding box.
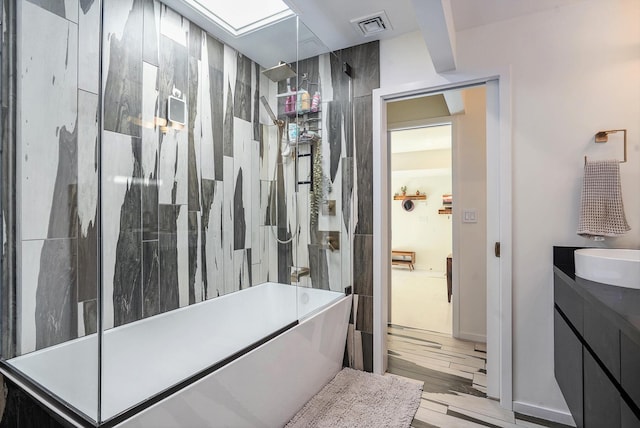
[553,246,640,345]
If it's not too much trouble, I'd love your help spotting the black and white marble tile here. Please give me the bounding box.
[21,0,85,349]
[233,53,252,122]
[251,137,262,264]
[200,179,224,298]
[77,90,99,305]
[252,226,271,285]
[27,0,78,23]
[35,237,78,350]
[342,41,380,98]
[222,156,235,294]
[111,138,143,327]
[157,25,189,205]
[142,239,160,318]
[188,211,203,304]
[187,42,202,214]
[158,203,186,311]
[101,130,141,329]
[142,0,159,66]
[253,63,263,142]
[233,249,251,291]
[20,1,78,241]
[102,0,143,138]
[16,238,36,354]
[223,45,237,158]
[79,299,97,335]
[203,34,224,181]
[353,234,373,296]
[353,95,373,236]
[260,123,278,182]
[233,120,253,250]
[78,0,99,94]
[141,62,160,241]
[15,0,387,354]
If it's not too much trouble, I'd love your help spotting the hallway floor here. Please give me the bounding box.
[391,268,452,335]
[386,325,572,428]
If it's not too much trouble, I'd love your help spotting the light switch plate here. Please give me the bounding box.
[462,209,478,223]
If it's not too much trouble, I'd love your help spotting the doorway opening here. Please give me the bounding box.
[389,123,453,336]
[372,73,512,409]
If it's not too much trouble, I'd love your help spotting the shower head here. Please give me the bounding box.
[262,61,297,82]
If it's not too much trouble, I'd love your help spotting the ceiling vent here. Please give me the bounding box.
[350,11,393,37]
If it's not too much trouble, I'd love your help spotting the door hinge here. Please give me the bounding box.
[495,242,501,258]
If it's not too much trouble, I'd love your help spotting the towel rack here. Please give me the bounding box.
[584,129,627,165]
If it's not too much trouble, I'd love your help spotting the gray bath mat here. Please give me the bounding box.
[285,367,423,428]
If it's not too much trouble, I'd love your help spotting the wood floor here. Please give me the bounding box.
[386,325,572,428]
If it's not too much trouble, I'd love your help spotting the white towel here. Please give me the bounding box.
[577,160,630,239]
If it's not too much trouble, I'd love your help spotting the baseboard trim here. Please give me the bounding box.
[456,331,486,343]
[513,401,576,427]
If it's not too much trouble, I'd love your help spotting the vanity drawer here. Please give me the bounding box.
[554,308,583,427]
[584,351,621,428]
[584,298,620,382]
[554,272,583,334]
[622,332,640,411]
[622,400,640,428]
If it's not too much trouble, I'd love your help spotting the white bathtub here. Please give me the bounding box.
[8,283,350,425]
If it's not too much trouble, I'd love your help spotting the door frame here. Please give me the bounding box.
[372,70,512,409]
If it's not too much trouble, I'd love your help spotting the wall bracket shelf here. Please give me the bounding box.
[393,195,426,201]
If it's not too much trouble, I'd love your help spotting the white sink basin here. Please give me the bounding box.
[575,249,640,289]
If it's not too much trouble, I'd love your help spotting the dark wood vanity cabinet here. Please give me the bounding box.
[554,270,640,428]
[554,309,583,427]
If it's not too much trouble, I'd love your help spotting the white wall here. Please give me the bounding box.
[380,0,640,418]
[454,87,487,340]
[380,31,436,87]
[391,170,452,272]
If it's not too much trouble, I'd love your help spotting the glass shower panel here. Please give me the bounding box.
[289,22,352,320]
[99,2,300,422]
[0,0,102,422]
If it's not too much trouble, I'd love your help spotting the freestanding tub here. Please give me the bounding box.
[7,283,351,426]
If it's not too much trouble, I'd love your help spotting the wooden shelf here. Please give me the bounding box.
[393,195,426,201]
[438,208,452,214]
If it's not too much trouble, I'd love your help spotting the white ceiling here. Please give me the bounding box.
[449,0,584,31]
[390,125,452,154]
[285,0,584,52]
[169,0,584,69]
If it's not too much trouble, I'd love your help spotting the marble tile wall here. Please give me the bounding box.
[276,42,379,370]
[100,0,275,327]
[15,0,379,368]
[19,0,86,353]
[17,0,277,349]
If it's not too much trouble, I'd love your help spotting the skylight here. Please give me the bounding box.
[189,0,294,36]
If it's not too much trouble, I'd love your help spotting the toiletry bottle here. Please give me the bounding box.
[311,91,321,112]
[285,90,296,116]
[300,89,311,112]
[296,89,308,114]
[288,123,298,141]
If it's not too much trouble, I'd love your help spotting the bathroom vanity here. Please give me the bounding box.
[553,247,640,427]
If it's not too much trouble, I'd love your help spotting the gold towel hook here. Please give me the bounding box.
[584,129,627,165]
